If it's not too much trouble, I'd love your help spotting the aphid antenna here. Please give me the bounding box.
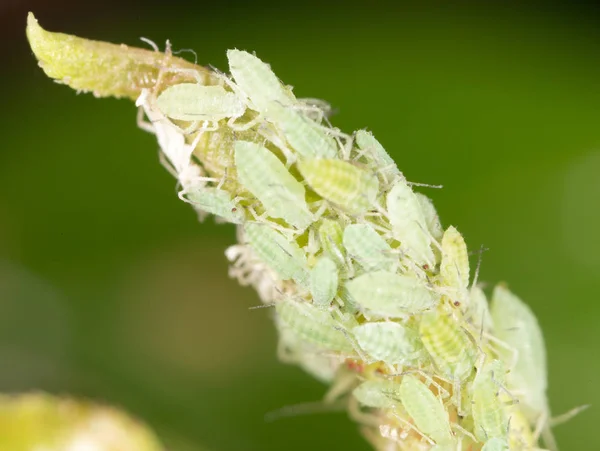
[172,47,198,65]
[407,181,443,189]
[263,398,348,423]
[549,404,590,428]
[139,36,160,52]
[469,244,488,289]
[248,302,276,310]
[488,369,519,407]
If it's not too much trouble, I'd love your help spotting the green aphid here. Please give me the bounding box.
[235,140,312,229]
[471,359,510,443]
[399,375,455,446]
[180,186,244,224]
[355,129,400,181]
[298,159,379,215]
[227,49,295,114]
[156,83,245,128]
[440,226,470,303]
[343,223,396,272]
[309,256,339,308]
[386,180,435,267]
[317,219,346,269]
[353,321,422,365]
[275,299,354,353]
[352,379,402,410]
[244,223,309,287]
[270,102,339,159]
[415,192,444,242]
[346,271,439,319]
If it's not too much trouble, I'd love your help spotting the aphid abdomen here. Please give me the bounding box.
[346,271,439,318]
[399,375,454,445]
[386,181,435,267]
[440,226,470,293]
[271,103,339,159]
[310,256,339,308]
[472,360,510,442]
[352,380,402,410]
[156,83,244,121]
[235,140,312,229]
[317,219,347,269]
[353,322,421,365]
[276,299,354,353]
[490,284,547,421]
[343,223,396,272]
[244,223,309,287]
[298,159,379,215]
[419,310,476,381]
[355,130,400,180]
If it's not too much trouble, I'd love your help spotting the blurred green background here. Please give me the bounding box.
[1,1,599,449]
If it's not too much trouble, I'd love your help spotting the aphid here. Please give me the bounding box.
[465,285,493,333]
[156,83,245,131]
[244,223,309,287]
[355,130,400,180]
[352,379,402,410]
[317,219,346,269]
[309,256,339,308]
[490,285,547,422]
[345,271,439,318]
[353,322,422,365]
[415,193,444,242]
[227,49,295,114]
[440,226,470,302]
[481,437,509,451]
[343,223,396,272]
[399,375,455,446]
[180,186,244,224]
[270,102,339,159]
[235,140,312,229]
[275,299,354,353]
[386,180,436,267]
[297,159,379,215]
[418,307,477,408]
[471,359,510,443]
[276,327,340,383]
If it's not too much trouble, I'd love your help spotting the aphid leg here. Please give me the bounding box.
[348,396,384,428]
[549,404,589,427]
[323,369,358,404]
[263,398,347,422]
[389,411,436,446]
[228,111,263,132]
[451,423,477,443]
[532,411,558,451]
[392,369,451,400]
[334,325,369,362]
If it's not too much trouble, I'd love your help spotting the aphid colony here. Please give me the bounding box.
[136,49,580,451]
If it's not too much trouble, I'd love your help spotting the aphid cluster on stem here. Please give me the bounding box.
[132,48,587,451]
[26,15,589,451]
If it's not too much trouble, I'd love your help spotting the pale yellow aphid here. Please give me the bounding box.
[317,219,346,269]
[297,159,379,215]
[440,226,470,303]
[419,309,477,381]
